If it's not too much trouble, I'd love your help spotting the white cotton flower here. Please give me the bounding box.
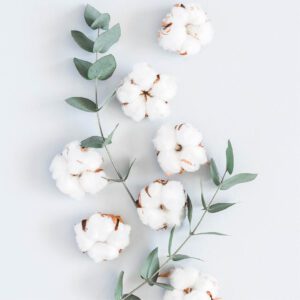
[163,267,219,300]
[158,3,214,56]
[75,213,131,263]
[137,179,187,230]
[50,141,108,199]
[153,123,208,175]
[116,63,177,121]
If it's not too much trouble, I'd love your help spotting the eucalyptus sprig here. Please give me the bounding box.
[115,141,257,300]
[65,4,136,206]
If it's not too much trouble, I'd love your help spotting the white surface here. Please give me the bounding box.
[0,0,299,299]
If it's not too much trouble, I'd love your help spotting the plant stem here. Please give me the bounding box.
[94,30,136,207]
[122,171,227,299]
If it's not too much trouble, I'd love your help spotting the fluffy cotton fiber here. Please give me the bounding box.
[75,213,131,263]
[116,63,177,121]
[158,3,214,55]
[50,141,108,199]
[153,123,208,175]
[164,267,219,300]
[137,179,187,230]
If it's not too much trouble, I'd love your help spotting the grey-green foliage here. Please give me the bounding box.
[88,54,116,80]
[93,24,121,53]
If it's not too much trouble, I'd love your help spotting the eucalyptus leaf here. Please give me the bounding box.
[93,24,121,53]
[153,282,174,291]
[81,136,107,148]
[208,203,235,213]
[210,159,220,186]
[65,97,98,112]
[221,173,257,190]
[88,54,117,80]
[71,30,94,52]
[73,58,92,80]
[114,271,124,300]
[99,90,116,110]
[84,4,101,27]
[201,190,207,210]
[168,226,176,257]
[91,13,110,30]
[123,159,136,181]
[226,140,234,174]
[193,232,228,236]
[106,123,119,144]
[186,195,193,227]
[172,254,203,262]
[140,248,159,284]
[122,295,141,300]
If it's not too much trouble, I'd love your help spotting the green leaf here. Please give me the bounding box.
[88,54,117,80]
[99,90,116,110]
[186,195,193,227]
[221,173,257,190]
[91,13,110,30]
[73,58,92,80]
[140,248,159,284]
[114,271,124,300]
[81,136,107,148]
[172,254,203,262]
[84,4,101,27]
[122,295,141,300]
[168,226,176,257]
[201,190,207,210]
[153,282,174,291]
[93,24,121,53]
[71,31,94,52]
[210,159,220,186]
[65,97,98,112]
[208,203,235,213]
[106,123,119,144]
[226,140,234,174]
[123,159,136,181]
[193,232,228,236]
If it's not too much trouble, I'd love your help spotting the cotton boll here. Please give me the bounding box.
[117,64,177,121]
[195,274,219,297]
[137,208,167,230]
[158,3,213,55]
[116,79,141,104]
[87,242,119,263]
[153,123,207,175]
[163,268,220,300]
[129,63,157,91]
[157,151,181,175]
[153,124,177,151]
[107,223,131,249]
[176,124,203,147]
[75,213,131,263]
[161,181,186,210]
[74,223,95,252]
[50,141,108,199]
[137,180,187,230]
[85,214,115,242]
[185,3,207,25]
[146,98,170,120]
[122,98,146,122]
[151,74,177,100]
[79,170,107,194]
[159,22,187,52]
[164,290,185,300]
[56,176,85,199]
[170,267,199,290]
[50,155,68,180]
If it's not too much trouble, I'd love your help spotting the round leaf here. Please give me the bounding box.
[88,54,117,80]
[71,31,94,52]
[73,58,92,80]
[93,24,121,53]
[65,97,98,112]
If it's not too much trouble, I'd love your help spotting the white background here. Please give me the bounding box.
[0,0,299,299]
